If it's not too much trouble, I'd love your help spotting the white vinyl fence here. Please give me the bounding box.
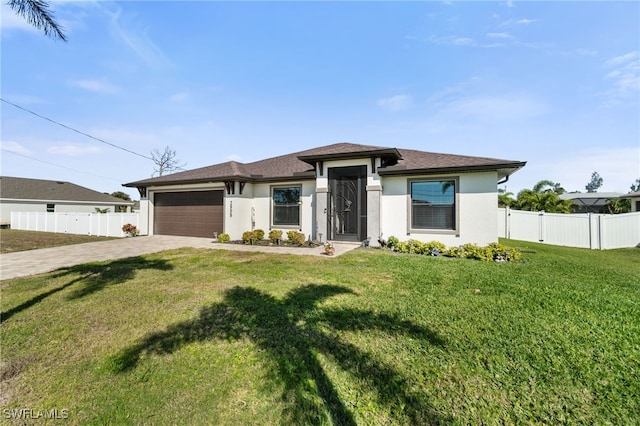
[10,212,140,238]
[498,207,640,250]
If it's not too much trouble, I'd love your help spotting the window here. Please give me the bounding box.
[46,203,55,213]
[272,186,301,226]
[410,180,456,231]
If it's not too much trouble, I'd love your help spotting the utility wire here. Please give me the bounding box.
[1,148,124,183]
[1,98,154,161]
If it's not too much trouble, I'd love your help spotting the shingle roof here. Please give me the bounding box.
[124,142,526,187]
[1,176,133,204]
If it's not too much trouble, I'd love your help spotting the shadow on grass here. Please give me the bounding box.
[110,284,448,425]
[1,257,172,323]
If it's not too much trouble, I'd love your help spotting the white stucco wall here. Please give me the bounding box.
[230,181,315,241]
[380,171,499,246]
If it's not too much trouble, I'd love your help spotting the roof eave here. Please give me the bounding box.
[297,148,403,166]
[378,162,527,177]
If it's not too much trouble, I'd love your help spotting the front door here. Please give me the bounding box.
[328,166,367,242]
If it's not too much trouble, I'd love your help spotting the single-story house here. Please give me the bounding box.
[123,142,526,246]
[0,176,134,224]
[559,192,623,214]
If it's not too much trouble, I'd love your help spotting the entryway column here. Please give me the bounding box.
[366,185,382,247]
[315,188,328,243]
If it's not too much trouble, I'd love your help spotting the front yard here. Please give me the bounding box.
[1,241,638,424]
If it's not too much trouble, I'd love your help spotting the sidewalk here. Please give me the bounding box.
[0,235,361,280]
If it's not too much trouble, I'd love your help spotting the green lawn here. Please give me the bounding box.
[1,241,638,425]
[0,229,116,254]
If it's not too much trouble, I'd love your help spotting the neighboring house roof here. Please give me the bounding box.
[559,192,623,209]
[1,176,133,205]
[124,142,526,188]
[620,191,640,199]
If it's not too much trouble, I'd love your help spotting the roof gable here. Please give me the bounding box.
[1,176,133,204]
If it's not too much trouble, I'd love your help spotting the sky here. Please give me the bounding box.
[1,1,639,201]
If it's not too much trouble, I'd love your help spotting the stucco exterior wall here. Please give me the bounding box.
[380,171,499,246]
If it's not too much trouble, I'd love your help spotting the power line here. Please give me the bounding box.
[1,98,154,161]
[1,148,124,183]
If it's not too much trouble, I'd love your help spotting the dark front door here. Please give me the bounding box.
[328,166,367,242]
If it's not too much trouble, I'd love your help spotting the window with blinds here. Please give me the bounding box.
[411,180,456,230]
[272,186,301,226]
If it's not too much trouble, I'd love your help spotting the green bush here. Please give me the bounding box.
[268,229,283,244]
[242,231,255,244]
[286,230,306,246]
[217,233,230,243]
[386,235,400,250]
[426,240,447,255]
[253,229,265,241]
[391,238,521,262]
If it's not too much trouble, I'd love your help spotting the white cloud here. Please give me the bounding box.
[0,3,40,34]
[575,48,597,56]
[533,147,640,193]
[486,32,513,39]
[440,94,549,121]
[69,78,121,94]
[47,145,102,156]
[500,18,537,27]
[0,140,31,154]
[107,7,172,69]
[602,51,640,106]
[377,94,414,112]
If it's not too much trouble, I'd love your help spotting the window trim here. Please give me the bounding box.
[271,184,302,229]
[407,177,459,235]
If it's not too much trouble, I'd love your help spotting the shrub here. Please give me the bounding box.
[425,240,447,255]
[268,229,283,244]
[242,231,255,244]
[286,230,306,246]
[217,233,230,243]
[122,223,139,237]
[387,236,400,250]
[253,229,265,241]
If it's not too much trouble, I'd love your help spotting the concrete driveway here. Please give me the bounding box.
[0,235,360,280]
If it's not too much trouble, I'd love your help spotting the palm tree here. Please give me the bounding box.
[516,180,572,213]
[7,0,67,41]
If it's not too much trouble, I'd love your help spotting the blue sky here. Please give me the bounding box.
[2,1,639,200]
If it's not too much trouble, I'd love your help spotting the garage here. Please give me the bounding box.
[154,190,224,238]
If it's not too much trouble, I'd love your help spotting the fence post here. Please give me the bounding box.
[505,206,511,239]
[538,210,545,242]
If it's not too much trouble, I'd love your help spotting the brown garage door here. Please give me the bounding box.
[154,190,224,237]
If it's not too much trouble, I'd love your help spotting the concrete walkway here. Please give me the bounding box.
[0,235,361,280]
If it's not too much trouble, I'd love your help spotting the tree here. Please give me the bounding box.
[7,0,67,41]
[151,146,186,177]
[110,191,132,201]
[606,198,631,214]
[585,171,603,193]
[515,180,573,213]
[630,178,640,193]
[498,188,516,208]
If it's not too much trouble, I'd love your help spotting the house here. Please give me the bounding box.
[0,176,134,224]
[559,192,623,214]
[123,142,526,246]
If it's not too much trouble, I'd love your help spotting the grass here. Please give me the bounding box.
[1,240,638,424]
[0,229,116,254]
